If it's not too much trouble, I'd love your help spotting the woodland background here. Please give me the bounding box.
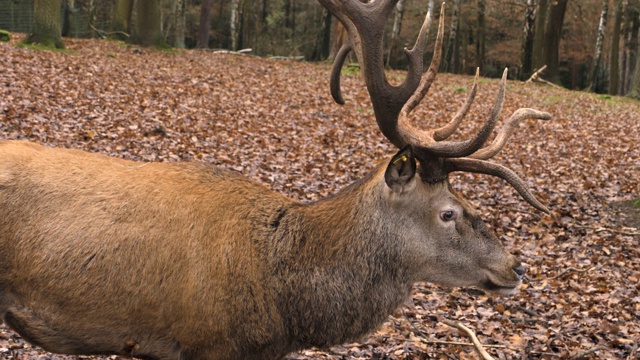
[2,0,640,96]
[0,0,639,359]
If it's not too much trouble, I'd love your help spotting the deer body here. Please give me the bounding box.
[0,140,429,359]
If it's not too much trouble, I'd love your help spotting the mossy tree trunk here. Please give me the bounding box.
[112,0,133,41]
[26,0,64,49]
[133,0,165,47]
[628,47,640,99]
[173,0,186,48]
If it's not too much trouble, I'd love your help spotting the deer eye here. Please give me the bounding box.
[440,210,457,222]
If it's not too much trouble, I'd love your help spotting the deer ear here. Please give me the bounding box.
[385,145,416,194]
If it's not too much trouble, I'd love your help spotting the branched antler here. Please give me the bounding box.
[318,0,552,212]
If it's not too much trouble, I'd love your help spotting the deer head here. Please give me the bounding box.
[317,0,551,295]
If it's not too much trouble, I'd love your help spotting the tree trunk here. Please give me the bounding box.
[532,0,549,71]
[385,0,406,68]
[521,0,535,79]
[442,0,460,73]
[172,0,186,48]
[543,0,568,85]
[311,7,332,61]
[623,1,640,94]
[134,0,164,47]
[476,0,486,74]
[590,0,608,92]
[112,0,133,40]
[284,0,294,44]
[26,0,64,48]
[425,0,435,38]
[230,0,241,51]
[196,0,213,48]
[609,0,623,95]
[61,0,74,37]
[460,21,468,73]
[628,43,640,99]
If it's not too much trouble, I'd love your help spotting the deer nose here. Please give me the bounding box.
[512,264,526,277]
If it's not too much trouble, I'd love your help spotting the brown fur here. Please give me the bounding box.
[0,140,521,360]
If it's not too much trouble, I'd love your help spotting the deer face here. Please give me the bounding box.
[384,147,524,296]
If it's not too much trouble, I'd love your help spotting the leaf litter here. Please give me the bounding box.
[0,35,638,359]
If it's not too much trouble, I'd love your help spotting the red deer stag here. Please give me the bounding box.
[0,1,551,359]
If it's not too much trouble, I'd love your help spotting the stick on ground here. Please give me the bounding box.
[442,319,496,360]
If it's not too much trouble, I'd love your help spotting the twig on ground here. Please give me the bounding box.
[418,339,507,349]
[525,65,563,89]
[209,48,253,55]
[441,319,496,360]
[90,24,129,39]
[401,311,507,351]
[570,346,602,359]
[575,225,640,236]
[547,266,596,281]
[269,56,305,61]
[626,341,638,360]
[526,65,547,83]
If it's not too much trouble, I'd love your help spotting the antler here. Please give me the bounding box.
[318,0,551,212]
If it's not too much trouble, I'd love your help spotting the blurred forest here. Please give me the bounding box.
[2,0,640,95]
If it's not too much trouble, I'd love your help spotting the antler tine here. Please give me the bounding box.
[330,43,353,105]
[412,68,508,158]
[446,158,549,213]
[433,68,479,141]
[470,108,552,160]
[403,3,436,79]
[399,4,445,122]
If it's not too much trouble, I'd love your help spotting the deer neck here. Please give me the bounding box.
[271,167,413,348]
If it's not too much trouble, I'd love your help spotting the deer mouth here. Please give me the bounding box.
[481,272,522,296]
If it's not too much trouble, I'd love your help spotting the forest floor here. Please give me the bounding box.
[0,35,639,359]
